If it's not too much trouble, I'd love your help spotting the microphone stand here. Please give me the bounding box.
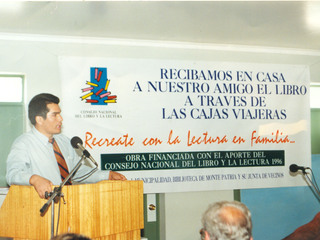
[39,154,87,238]
[301,168,320,201]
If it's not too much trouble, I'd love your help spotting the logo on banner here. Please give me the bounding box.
[80,67,117,105]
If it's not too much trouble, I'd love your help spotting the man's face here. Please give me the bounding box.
[36,103,63,139]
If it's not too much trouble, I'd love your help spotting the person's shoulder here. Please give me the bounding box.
[10,131,37,149]
[13,131,34,143]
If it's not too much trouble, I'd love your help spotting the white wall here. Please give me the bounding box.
[161,190,233,240]
[1,35,320,240]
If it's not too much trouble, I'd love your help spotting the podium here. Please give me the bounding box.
[0,180,144,240]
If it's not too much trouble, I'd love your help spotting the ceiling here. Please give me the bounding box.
[0,1,320,52]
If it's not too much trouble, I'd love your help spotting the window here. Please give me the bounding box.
[0,75,23,102]
[0,74,24,187]
[310,83,320,108]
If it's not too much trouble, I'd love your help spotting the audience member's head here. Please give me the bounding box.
[51,233,91,240]
[201,200,253,240]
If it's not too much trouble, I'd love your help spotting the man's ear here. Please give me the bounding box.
[35,116,43,125]
[204,230,211,240]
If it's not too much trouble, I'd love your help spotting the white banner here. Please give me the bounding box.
[59,56,310,193]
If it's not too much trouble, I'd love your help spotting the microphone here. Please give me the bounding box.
[289,164,309,173]
[71,136,98,167]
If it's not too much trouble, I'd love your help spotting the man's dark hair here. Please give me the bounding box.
[51,233,91,240]
[28,93,60,125]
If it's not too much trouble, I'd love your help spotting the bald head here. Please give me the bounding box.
[201,201,252,240]
[220,205,248,226]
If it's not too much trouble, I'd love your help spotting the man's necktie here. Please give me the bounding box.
[49,138,72,185]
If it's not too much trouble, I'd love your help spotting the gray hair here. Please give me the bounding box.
[201,201,252,240]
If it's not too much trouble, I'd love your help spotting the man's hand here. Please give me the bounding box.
[29,175,53,199]
[109,171,127,180]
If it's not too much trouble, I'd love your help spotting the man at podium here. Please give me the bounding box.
[6,93,126,199]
